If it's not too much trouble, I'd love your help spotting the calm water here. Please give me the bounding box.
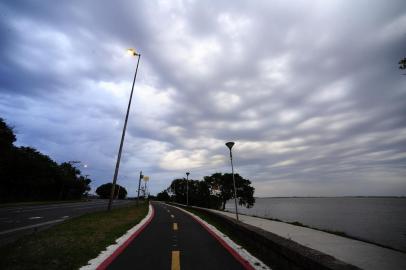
[226,197,406,251]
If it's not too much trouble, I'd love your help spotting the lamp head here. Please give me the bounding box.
[186,172,190,176]
[127,48,139,56]
[225,141,235,150]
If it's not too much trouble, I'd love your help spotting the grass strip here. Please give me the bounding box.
[0,202,148,270]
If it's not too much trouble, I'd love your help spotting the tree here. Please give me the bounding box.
[163,172,254,210]
[204,173,255,210]
[0,118,16,149]
[0,117,92,203]
[156,190,170,201]
[399,58,406,70]
[96,183,127,199]
[168,178,188,204]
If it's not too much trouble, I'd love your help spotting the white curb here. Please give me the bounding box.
[79,203,153,270]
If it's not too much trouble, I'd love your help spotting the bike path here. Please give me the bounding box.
[107,201,245,270]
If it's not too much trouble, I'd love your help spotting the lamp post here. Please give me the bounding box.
[226,142,239,221]
[107,48,141,211]
[137,171,143,204]
[143,176,149,198]
[186,172,190,205]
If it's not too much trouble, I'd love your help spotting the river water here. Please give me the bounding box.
[225,197,406,252]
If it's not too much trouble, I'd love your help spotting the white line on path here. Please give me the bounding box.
[28,216,43,220]
[0,219,65,235]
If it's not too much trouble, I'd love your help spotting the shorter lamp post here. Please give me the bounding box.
[186,172,190,205]
[137,171,143,204]
[143,176,150,198]
[226,142,239,221]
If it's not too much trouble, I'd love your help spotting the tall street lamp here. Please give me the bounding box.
[186,172,190,206]
[226,142,239,221]
[107,48,141,211]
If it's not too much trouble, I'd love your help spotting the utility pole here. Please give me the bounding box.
[137,171,143,204]
[186,172,190,206]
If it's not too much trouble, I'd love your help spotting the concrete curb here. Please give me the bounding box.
[79,203,154,270]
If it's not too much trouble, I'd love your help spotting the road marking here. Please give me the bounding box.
[171,214,174,218]
[173,223,178,231]
[4,200,129,213]
[0,218,65,235]
[167,210,170,213]
[28,216,42,220]
[171,250,180,270]
[62,216,69,219]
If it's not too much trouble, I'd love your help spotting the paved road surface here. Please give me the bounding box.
[108,202,246,270]
[0,199,134,245]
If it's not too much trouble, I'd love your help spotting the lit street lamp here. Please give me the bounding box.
[186,172,190,205]
[226,142,239,221]
[107,48,141,211]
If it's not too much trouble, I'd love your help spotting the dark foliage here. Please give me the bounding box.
[165,173,255,210]
[0,117,16,148]
[156,190,170,201]
[399,57,406,70]
[96,183,127,199]
[0,118,91,203]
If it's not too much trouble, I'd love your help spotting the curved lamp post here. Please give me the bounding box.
[226,142,239,221]
[186,172,190,205]
[107,48,141,211]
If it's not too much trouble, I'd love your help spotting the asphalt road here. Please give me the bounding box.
[0,199,134,245]
[108,202,246,270]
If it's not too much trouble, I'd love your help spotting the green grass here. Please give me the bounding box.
[0,202,149,270]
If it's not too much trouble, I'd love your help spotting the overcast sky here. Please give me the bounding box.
[1,0,405,197]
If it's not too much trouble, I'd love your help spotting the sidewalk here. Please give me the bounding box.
[209,209,406,270]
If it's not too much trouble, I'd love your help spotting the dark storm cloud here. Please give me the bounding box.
[0,0,405,196]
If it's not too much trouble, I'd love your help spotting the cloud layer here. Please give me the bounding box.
[1,0,405,196]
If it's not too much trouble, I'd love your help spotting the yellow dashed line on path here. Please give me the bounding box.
[173,223,178,230]
[171,250,180,270]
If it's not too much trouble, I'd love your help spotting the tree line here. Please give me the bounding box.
[156,172,255,210]
[0,118,91,203]
[95,183,127,199]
